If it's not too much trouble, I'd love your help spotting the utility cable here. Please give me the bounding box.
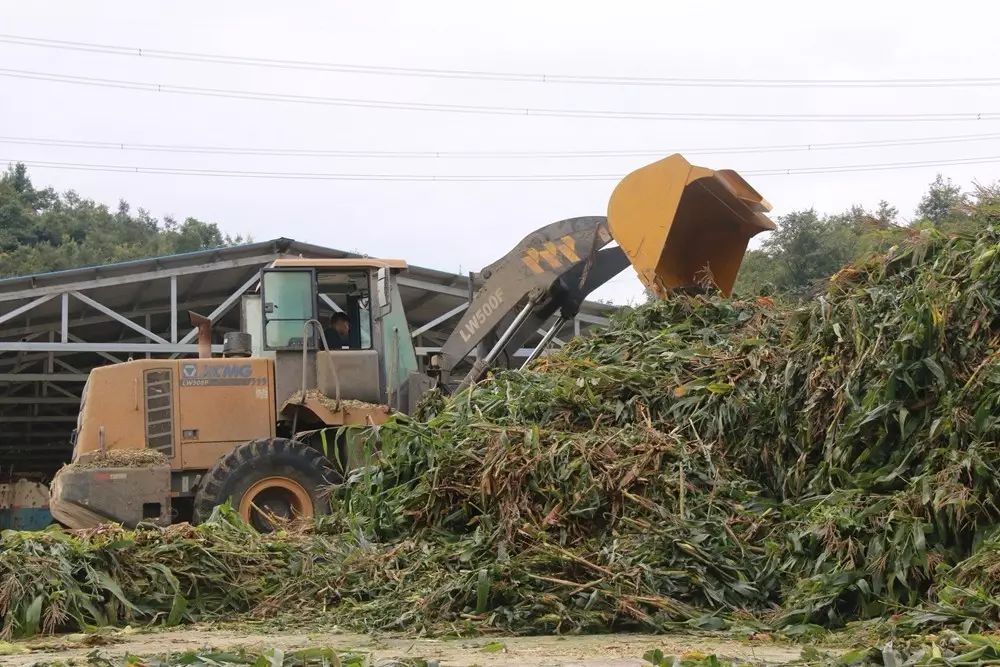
[2,34,999,89]
[4,155,1000,181]
[2,69,998,122]
[3,132,1000,159]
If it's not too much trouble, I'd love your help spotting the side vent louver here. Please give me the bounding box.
[144,369,174,457]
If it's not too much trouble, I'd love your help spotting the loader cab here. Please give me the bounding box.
[259,266,373,351]
[246,258,419,414]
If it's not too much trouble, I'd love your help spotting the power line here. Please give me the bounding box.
[0,159,615,181]
[3,68,998,123]
[2,34,999,89]
[4,155,1000,182]
[746,155,1000,175]
[3,132,1000,159]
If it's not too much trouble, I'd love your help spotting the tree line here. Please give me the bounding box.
[0,163,244,278]
[734,174,1000,297]
[2,162,997,298]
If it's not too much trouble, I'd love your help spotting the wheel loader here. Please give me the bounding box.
[49,154,775,530]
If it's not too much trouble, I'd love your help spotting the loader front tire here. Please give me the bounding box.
[192,438,337,530]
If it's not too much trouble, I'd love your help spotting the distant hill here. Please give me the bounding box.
[0,162,244,278]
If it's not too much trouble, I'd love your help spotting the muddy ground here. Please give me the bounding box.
[5,625,834,666]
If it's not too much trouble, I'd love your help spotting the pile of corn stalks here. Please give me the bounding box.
[333,220,1000,633]
[0,507,342,638]
[3,219,1000,639]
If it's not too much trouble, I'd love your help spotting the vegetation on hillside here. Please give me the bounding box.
[0,163,243,278]
[734,174,996,297]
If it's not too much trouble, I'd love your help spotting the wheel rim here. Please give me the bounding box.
[238,476,314,531]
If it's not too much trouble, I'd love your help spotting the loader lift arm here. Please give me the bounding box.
[434,153,775,389]
[433,216,628,389]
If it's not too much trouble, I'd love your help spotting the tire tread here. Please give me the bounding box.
[192,437,336,524]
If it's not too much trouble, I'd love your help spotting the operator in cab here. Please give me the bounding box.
[323,312,352,349]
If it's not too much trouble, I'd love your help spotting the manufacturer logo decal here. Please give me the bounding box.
[459,288,504,343]
[179,363,265,387]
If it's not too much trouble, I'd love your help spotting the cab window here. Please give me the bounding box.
[261,269,316,349]
[316,270,372,350]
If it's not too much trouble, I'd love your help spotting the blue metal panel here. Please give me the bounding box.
[0,508,52,531]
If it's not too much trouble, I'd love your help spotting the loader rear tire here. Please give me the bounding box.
[192,438,337,530]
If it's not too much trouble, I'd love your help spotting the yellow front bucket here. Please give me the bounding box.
[607,154,775,297]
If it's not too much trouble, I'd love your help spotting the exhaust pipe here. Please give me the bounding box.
[188,311,213,359]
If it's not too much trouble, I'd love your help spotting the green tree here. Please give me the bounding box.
[0,163,245,277]
[873,200,899,228]
[760,209,861,293]
[733,249,782,296]
[915,174,967,225]
[734,204,905,297]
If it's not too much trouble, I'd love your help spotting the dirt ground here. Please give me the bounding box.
[6,626,820,666]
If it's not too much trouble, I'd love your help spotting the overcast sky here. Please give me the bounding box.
[3,1,999,303]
